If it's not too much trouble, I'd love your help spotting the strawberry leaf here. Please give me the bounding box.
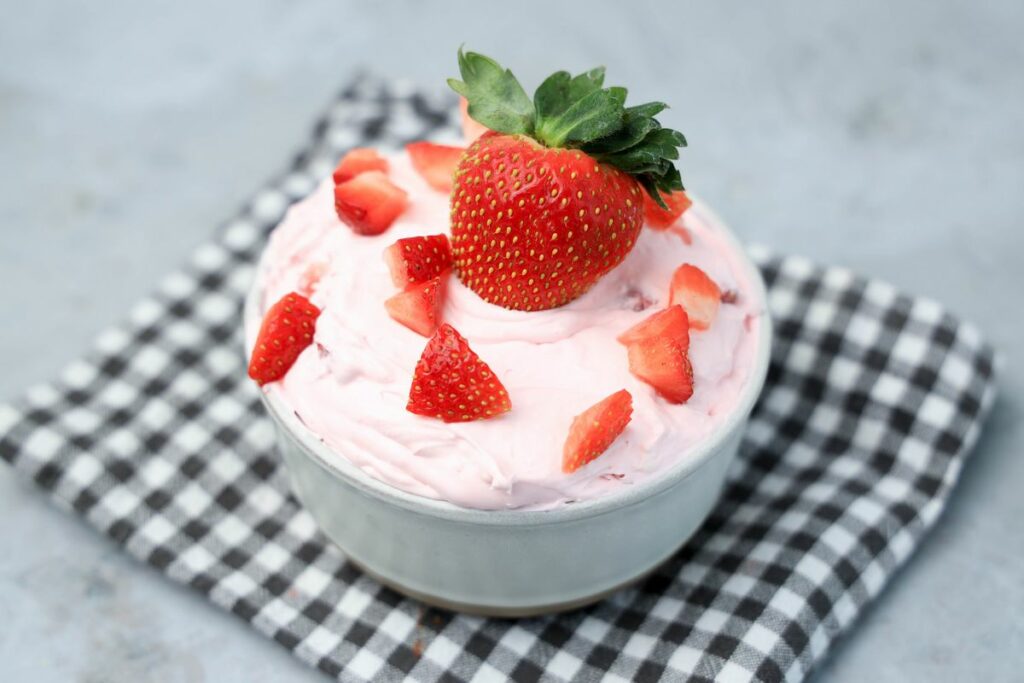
[569,67,606,98]
[534,70,573,121]
[535,68,610,122]
[448,48,534,136]
[584,106,663,154]
[536,87,626,147]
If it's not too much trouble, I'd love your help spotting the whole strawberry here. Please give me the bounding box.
[448,49,687,310]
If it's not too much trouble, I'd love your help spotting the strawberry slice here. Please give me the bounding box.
[406,324,511,422]
[562,390,633,473]
[334,170,408,236]
[383,234,453,288]
[459,96,490,144]
[617,305,689,345]
[626,337,694,404]
[385,275,447,337]
[406,142,465,192]
[618,305,693,404]
[333,148,389,184]
[248,292,320,386]
[644,190,692,229]
[669,264,722,330]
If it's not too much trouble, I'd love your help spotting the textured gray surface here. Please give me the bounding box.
[1,1,1021,681]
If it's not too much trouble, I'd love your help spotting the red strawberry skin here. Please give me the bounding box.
[617,304,690,345]
[450,133,644,311]
[383,234,453,288]
[333,148,388,184]
[562,389,633,473]
[626,337,694,404]
[643,190,692,229]
[384,275,447,337]
[406,142,465,192]
[618,305,693,404]
[334,170,408,236]
[669,264,721,330]
[406,324,511,422]
[248,292,320,386]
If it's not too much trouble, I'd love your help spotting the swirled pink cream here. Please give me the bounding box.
[250,151,764,510]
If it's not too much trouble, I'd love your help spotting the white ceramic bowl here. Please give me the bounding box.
[245,200,771,616]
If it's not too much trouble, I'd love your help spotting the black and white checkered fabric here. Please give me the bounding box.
[0,78,999,683]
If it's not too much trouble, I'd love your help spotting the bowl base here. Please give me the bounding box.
[346,551,667,618]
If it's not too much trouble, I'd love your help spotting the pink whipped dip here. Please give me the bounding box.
[250,151,763,510]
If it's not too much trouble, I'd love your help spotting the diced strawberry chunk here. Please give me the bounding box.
[626,336,694,404]
[406,324,512,423]
[459,96,490,144]
[562,390,633,473]
[384,275,447,337]
[669,264,722,330]
[383,234,453,288]
[644,190,692,229]
[617,305,690,346]
[406,142,465,192]
[248,292,320,386]
[334,171,408,236]
[619,306,693,403]
[333,148,388,184]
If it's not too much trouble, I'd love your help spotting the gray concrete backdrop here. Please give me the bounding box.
[1,1,1021,680]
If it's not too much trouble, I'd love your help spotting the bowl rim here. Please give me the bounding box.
[246,193,772,527]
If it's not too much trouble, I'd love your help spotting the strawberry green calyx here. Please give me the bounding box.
[447,48,686,207]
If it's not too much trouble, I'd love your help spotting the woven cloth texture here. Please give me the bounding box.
[0,78,998,682]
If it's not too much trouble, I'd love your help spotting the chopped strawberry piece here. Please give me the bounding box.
[644,190,692,229]
[669,264,722,330]
[626,336,694,404]
[385,275,447,337]
[248,292,320,386]
[459,96,490,144]
[406,324,511,423]
[383,234,453,288]
[334,171,408,236]
[618,306,693,403]
[333,148,388,184]
[617,305,690,346]
[406,142,465,192]
[562,390,633,473]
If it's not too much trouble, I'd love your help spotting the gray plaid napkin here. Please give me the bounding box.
[0,77,999,682]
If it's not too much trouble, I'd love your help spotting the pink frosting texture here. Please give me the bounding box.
[250,152,763,510]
